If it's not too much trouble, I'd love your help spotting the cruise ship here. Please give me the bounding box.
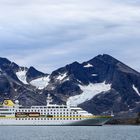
[0,94,112,126]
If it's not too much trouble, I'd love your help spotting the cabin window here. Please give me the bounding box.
[0,109,9,111]
[0,112,13,115]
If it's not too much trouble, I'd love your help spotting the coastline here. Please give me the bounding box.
[106,117,140,125]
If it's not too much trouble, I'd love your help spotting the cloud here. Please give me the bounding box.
[0,0,140,72]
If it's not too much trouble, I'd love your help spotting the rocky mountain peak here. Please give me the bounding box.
[0,57,11,66]
[26,66,46,82]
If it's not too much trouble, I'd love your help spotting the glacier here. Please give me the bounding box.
[30,76,50,90]
[16,69,28,84]
[67,82,111,106]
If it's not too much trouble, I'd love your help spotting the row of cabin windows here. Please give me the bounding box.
[0,109,10,111]
[16,110,78,114]
[10,109,15,111]
[31,106,67,109]
[0,112,14,114]
[15,112,79,116]
[3,109,15,111]
[16,118,81,120]
[48,112,78,114]
[37,112,80,116]
[52,115,80,117]
[16,109,70,112]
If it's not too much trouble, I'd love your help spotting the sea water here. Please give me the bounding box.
[0,125,139,140]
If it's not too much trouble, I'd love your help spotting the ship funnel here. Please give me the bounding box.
[3,99,15,107]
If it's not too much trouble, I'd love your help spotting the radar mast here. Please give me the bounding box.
[46,94,53,106]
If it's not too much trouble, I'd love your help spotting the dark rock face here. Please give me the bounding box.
[26,66,47,82]
[0,58,11,67]
[0,58,19,72]
[0,54,140,117]
[55,81,82,96]
[0,75,11,95]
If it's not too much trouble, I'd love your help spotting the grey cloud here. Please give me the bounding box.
[0,0,140,72]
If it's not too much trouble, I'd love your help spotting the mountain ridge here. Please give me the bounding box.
[0,54,140,117]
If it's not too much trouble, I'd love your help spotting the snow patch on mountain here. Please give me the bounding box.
[30,76,50,90]
[56,73,67,81]
[77,79,82,84]
[133,85,140,96]
[0,68,2,74]
[64,77,70,81]
[16,70,28,84]
[84,63,93,68]
[67,82,111,106]
[92,74,98,76]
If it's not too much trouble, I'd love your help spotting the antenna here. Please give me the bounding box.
[46,94,53,106]
[66,100,71,108]
[111,110,114,117]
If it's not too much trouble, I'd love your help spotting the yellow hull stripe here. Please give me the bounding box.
[0,116,15,119]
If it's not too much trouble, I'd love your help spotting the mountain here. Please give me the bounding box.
[0,57,47,106]
[0,54,140,117]
[43,54,140,116]
[26,66,47,82]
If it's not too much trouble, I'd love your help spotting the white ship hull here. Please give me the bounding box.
[0,117,110,126]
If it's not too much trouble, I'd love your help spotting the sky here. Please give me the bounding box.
[0,0,140,73]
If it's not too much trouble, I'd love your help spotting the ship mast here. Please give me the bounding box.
[46,94,53,106]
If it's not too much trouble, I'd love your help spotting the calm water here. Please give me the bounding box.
[0,125,139,140]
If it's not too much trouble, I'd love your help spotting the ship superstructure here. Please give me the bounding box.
[0,94,112,126]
